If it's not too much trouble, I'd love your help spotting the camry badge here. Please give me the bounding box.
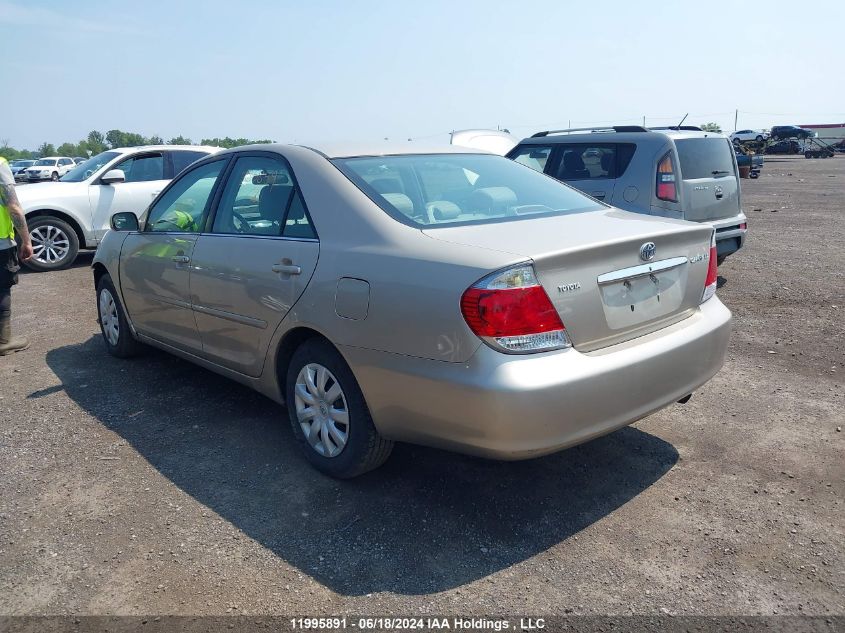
[639,242,656,261]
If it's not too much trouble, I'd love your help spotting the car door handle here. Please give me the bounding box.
[171,255,191,264]
[271,264,302,275]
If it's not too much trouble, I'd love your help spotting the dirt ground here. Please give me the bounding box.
[0,156,842,618]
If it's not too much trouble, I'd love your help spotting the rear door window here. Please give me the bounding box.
[117,153,165,183]
[551,144,617,181]
[675,138,736,180]
[170,150,211,176]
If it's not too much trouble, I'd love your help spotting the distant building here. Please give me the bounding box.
[800,123,845,144]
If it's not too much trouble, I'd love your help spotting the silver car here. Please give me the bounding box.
[504,126,749,265]
[93,144,731,478]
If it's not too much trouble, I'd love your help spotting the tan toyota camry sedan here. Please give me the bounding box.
[92,143,731,478]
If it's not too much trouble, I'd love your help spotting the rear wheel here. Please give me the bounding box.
[285,338,393,478]
[96,273,141,358]
[24,216,80,271]
[755,135,763,142]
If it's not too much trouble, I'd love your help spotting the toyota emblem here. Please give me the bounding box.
[639,242,656,261]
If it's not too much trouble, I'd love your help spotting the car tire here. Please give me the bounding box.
[285,338,393,478]
[96,273,141,358]
[717,254,727,266]
[23,216,80,271]
[51,172,59,181]
[755,135,763,142]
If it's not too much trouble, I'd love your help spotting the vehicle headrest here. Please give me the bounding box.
[258,185,293,220]
[563,151,586,170]
[469,187,517,214]
[425,201,461,222]
[380,193,415,218]
[600,153,613,172]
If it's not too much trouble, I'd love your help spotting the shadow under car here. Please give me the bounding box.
[45,336,679,596]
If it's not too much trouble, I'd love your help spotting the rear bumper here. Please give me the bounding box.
[710,213,747,259]
[343,297,732,460]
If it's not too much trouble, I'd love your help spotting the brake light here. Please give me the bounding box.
[701,231,718,303]
[739,222,747,230]
[461,264,571,353]
[656,151,678,202]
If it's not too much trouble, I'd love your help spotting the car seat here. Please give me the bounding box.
[559,151,591,180]
[258,184,294,230]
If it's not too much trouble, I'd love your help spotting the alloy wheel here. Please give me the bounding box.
[31,224,71,265]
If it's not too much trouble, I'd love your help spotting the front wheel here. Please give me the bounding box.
[755,135,763,142]
[24,216,80,271]
[51,172,59,181]
[286,339,393,478]
[96,274,141,358]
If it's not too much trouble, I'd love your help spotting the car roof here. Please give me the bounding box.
[516,128,728,145]
[214,142,489,160]
[109,144,221,154]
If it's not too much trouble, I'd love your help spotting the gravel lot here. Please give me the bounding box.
[0,156,842,618]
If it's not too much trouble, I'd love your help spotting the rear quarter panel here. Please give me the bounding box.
[260,147,520,366]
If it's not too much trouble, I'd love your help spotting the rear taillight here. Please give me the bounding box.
[461,264,571,354]
[656,151,678,202]
[739,222,747,230]
[701,231,718,303]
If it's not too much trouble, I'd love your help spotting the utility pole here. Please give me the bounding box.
[643,116,646,127]
[734,109,738,132]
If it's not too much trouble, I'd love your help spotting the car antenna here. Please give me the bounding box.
[676,113,689,128]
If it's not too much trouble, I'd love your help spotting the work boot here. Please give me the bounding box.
[0,316,29,356]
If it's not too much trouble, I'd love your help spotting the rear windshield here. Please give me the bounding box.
[171,150,211,176]
[333,154,603,228]
[675,138,736,180]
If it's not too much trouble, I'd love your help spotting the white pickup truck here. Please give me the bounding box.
[17,145,219,271]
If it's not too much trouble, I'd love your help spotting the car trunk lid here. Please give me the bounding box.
[424,210,713,351]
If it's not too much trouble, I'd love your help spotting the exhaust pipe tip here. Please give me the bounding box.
[677,393,693,405]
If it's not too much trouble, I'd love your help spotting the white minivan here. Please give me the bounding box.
[17,145,219,271]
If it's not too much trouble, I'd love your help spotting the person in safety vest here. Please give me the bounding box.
[168,209,199,232]
[158,209,200,233]
[0,156,34,355]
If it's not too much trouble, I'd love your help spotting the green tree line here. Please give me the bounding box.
[0,130,274,161]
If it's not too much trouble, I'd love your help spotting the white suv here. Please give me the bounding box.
[17,145,219,271]
[24,157,76,182]
[729,129,769,144]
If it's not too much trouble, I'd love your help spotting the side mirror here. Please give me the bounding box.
[110,212,139,232]
[101,169,126,185]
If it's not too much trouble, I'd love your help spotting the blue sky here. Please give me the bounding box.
[1,0,843,150]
